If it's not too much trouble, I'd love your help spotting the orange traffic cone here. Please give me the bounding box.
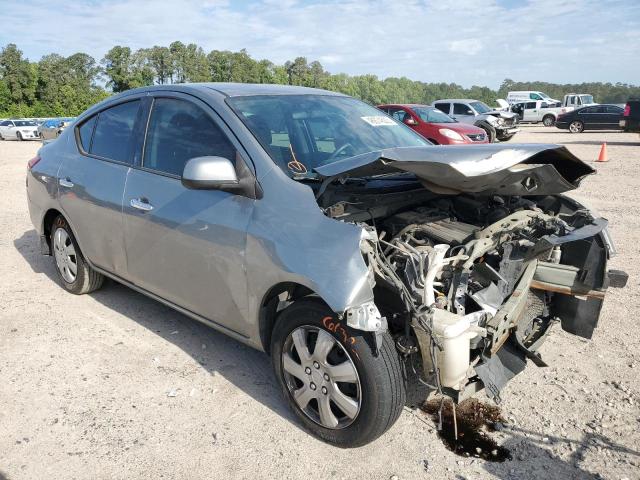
[596,143,608,162]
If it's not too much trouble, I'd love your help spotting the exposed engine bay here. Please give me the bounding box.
[318,186,626,403]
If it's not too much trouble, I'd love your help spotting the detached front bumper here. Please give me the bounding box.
[497,127,520,136]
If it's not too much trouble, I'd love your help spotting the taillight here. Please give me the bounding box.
[27,155,41,169]
[623,104,630,117]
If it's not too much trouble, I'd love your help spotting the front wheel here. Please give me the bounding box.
[51,216,104,294]
[542,115,555,127]
[479,123,496,143]
[271,299,406,447]
[497,133,516,142]
[16,131,23,141]
[569,120,584,133]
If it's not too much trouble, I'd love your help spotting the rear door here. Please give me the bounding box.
[57,98,143,275]
[122,92,254,336]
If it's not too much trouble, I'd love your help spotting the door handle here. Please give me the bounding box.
[130,198,154,212]
[59,178,74,188]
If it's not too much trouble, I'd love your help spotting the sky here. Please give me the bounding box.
[0,0,638,88]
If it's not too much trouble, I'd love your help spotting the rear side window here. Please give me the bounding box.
[78,115,97,151]
[453,103,470,115]
[91,100,140,163]
[143,98,235,177]
[434,103,449,114]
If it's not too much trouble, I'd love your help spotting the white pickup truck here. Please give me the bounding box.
[510,100,566,126]
[510,94,597,126]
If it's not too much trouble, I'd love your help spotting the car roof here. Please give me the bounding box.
[113,82,346,99]
[378,103,433,108]
[433,99,480,103]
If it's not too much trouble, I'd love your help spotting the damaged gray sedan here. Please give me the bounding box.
[26,84,627,448]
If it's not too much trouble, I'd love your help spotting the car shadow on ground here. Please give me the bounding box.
[483,425,640,479]
[13,229,300,431]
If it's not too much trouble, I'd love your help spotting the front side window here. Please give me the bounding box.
[228,95,426,178]
[143,98,235,177]
[530,93,542,100]
[453,103,471,115]
[91,101,140,163]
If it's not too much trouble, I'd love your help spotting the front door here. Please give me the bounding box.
[452,103,475,124]
[522,102,539,122]
[122,94,255,336]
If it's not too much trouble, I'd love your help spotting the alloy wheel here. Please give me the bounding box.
[569,121,583,133]
[281,326,361,429]
[53,228,78,283]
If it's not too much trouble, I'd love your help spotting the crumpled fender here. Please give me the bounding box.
[245,167,374,342]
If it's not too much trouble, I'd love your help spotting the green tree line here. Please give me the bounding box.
[1,42,639,118]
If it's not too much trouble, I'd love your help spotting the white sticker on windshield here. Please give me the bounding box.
[361,116,398,126]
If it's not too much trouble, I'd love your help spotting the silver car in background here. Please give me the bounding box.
[38,118,76,141]
[433,99,520,142]
[26,83,626,447]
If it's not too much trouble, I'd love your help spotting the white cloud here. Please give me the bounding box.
[449,40,484,55]
[0,0,638,87]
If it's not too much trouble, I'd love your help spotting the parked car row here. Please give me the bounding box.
[0,117,75,141]
[376,99,520,144]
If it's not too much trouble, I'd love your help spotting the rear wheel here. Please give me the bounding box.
[271,299,405,447]
[542,115,555,127]
[569,120,584,133]
[51,216,104,294]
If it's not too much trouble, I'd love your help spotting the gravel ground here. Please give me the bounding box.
[1,126,639,480]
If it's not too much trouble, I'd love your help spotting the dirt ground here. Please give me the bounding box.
[1,126,639,480]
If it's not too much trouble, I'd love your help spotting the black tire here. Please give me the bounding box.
[569,120,584,133]
[51,215,104,294]
[478,123,496,143]
[542,115,555,127]
[17,131,23,141]
[271,299,406,447]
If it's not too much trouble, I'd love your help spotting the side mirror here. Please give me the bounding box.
[182,156,238,190]
[466,109,474,115]
[403,117,418,126]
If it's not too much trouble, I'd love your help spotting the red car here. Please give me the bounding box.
[377,104,489,145]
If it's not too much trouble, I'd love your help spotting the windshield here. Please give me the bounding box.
[469,101,492,114]
[412,107,456,124]
[15,120,37,127]
[229,95,427,178]
[539,92,551,99]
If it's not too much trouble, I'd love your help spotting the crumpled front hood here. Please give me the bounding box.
[313,144,595,196]
[487,110,517,119]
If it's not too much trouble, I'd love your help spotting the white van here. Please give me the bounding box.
[507,91,560,105]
